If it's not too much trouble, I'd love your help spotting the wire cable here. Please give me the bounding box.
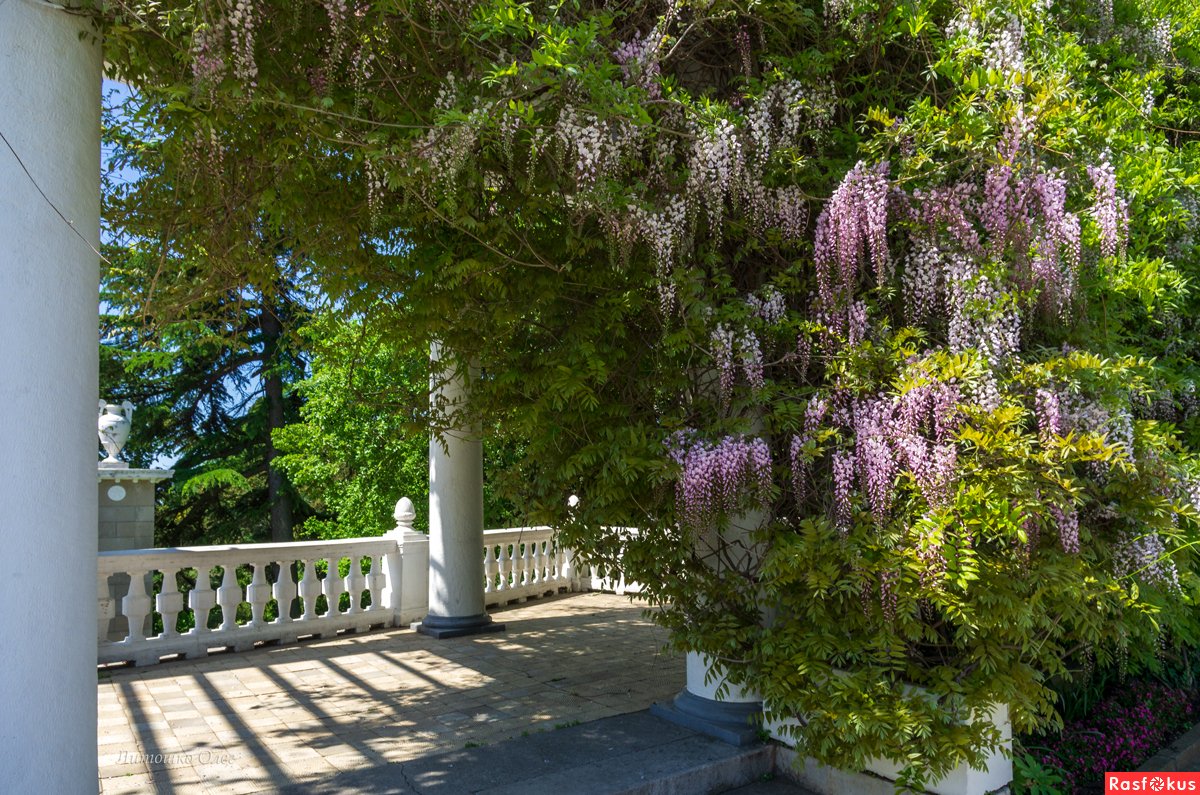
[0,127,109,264]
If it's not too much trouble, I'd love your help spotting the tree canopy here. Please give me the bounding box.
[92,0,1200,783]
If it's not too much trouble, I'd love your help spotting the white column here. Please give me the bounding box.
[652,506,764,745]
[419,344,503,638]
[0,2,101,792]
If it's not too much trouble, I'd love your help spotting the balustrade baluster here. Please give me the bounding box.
[510,543,523,591]
[273,560,296,625]
[484,545,497,594]
[247,563,270,628]
[324,558,347,616]
[156,569,183,639]
[97,573,116,643]
[345,555,367,614]
[122,569,152,643]
[188,567,216,636]
[366,554,385,614]
[216,564,243,633]
[530,541,542,585]
[562,547,577,590]
[521,541,533,588]
[496,543,510,592]
[298,559,321,621]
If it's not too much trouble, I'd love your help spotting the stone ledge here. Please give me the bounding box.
[98,467,174,483]
[773,746,1011,795]
[1137,720,1200,773]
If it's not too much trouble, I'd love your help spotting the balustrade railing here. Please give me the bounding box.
[482,527,577,607]
[584,528,644,595]
[98,538,400,667]
[98,507,643,667]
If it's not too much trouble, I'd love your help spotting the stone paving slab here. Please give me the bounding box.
[98,592,680,794]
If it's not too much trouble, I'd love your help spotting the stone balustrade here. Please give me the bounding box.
[584,528,644,596]
[97,537,405,667]
[482,527,577,607]
[97,518,642,667]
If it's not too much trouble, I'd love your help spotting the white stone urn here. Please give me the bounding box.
[98,401,134,468]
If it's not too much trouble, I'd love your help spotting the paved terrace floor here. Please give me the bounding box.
[98,592,682,794]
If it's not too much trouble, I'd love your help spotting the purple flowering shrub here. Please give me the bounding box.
[1030,680,1197,794]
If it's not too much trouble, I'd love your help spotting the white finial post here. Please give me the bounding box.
[382,497,428,626]
[393,497,416,532]
[563,495,581,589]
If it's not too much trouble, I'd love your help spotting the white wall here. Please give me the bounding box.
[0,2,102,789]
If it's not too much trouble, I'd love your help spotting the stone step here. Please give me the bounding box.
[722,779,818,795]
[290,709,798,795]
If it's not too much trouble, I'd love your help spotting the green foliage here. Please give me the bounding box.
[1012,750,1067,795]
[274,309,431,537]
[92,0,1200,785]
[274,307,525,537]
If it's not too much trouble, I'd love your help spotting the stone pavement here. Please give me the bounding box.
[98,592,682,794]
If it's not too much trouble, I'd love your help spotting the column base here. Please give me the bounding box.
[416,612,505,639]
[650,688,762,747]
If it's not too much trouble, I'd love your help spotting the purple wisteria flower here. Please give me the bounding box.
[667,432,772,526]
[813,161,891,317]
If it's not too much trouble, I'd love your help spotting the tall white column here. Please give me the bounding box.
[0,2,101,791]
[418,344,503,639]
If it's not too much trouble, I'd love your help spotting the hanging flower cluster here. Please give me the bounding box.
[791,395,829,502]
[1113,529,1181,592]
[414,77,488,192]
[813,161,891,330]
[832,449,856,535]
[613,30,663,99]
[1051,504,1082,554]
[1035,387,1062,442]
[666,432,772,526]
[1148,17,1173,60]
[227,0,259,86]
[322,0,349,64]
[788,379,962,534]
[711,324,736,403]
[746,287,787,324]
[1087,153,1130,259]
[632,199,688,312]
[984,14,1026,78]
[689,119,744,232]
[739,332,765,392]
[190,22,226,92]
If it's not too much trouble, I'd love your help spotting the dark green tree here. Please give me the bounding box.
[101,244,310,544]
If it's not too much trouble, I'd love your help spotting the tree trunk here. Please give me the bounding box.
[260,301,294,542]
